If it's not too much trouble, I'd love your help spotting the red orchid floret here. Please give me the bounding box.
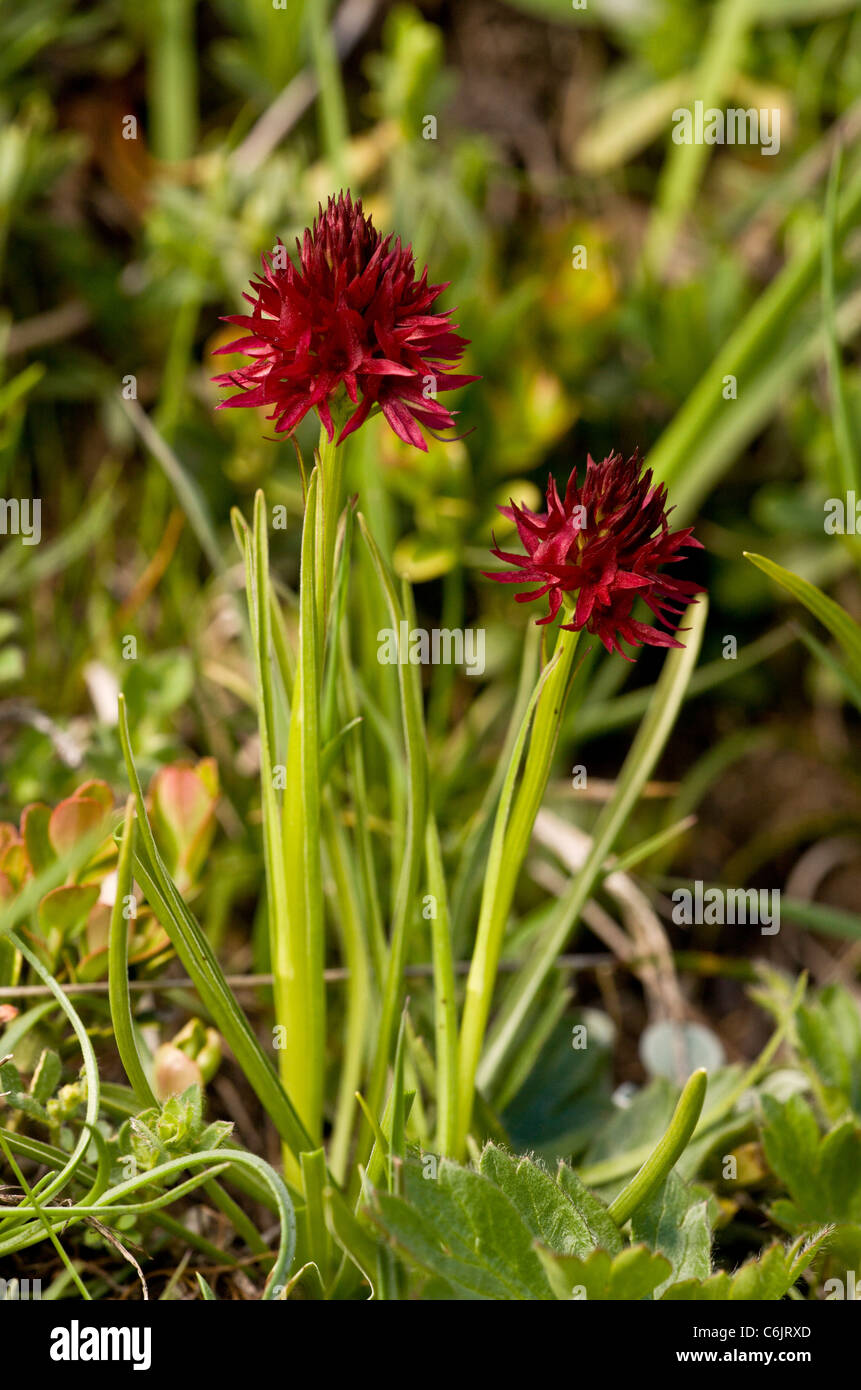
[486,451,704,659]
[213,191,478,451]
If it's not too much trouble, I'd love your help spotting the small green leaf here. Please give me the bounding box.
[535,1244,672,1301]
[477,1145,597,1258]
[30,1049,62,1104]
[21,804,54,875]
[631,1172,712,1295]
[762,1093,861,1228]
[664,1231,831,1301]
[37,884,100,941]
[0,1060,23,1095]
[367,1158,555,1300]
[555,1163,623,1255]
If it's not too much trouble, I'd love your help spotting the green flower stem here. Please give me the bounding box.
[317,424,346,627]
[236,431,346,1189]
[454,622,580,1158]
[607,1068,708,1226]
[280,469,324,1158]
[426,813,459,1156]
[357,524,429,1143]
[477,598,707,1094]
[325,797,372,1185]
[234,498,303,1185]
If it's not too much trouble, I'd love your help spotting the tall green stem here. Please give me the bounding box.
[455,623,580,1157]
[326,798,372,1184]
[317,425,346,625]
[426,814,459,1156]
[280,470,324,1159]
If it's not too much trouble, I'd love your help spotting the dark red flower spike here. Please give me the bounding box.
[213,191,478,451]
[485,451,704,659]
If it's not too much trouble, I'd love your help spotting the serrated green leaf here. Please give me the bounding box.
[662,1231,830,1300]
[369,1182,524,1300]
[762,1093,861,1228]
[535,1244,672,1301]
[555,1162,623,1255]
[661,1272,733,1300]
[797,985,861,1117]
[438,1163,555,1298]
[730,1243,808,1300]
[477,1144,596,1257]
[631,1172,712,1296]
[367,1157,554,1300]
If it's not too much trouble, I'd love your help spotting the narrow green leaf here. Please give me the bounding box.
[117,694,314,1163]
[108,799,157,1109]
[608,1069,708,1226]
[822,146,859,494]
[745,553,861,683]
[357,516,429,1127]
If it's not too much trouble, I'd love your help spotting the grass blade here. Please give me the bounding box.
[357,516,429,1129]
[744,552,861,682]
[108,798,157,1109]
[117,693,314,1164]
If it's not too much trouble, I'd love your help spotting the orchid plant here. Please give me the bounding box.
[0,191,854,1304]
